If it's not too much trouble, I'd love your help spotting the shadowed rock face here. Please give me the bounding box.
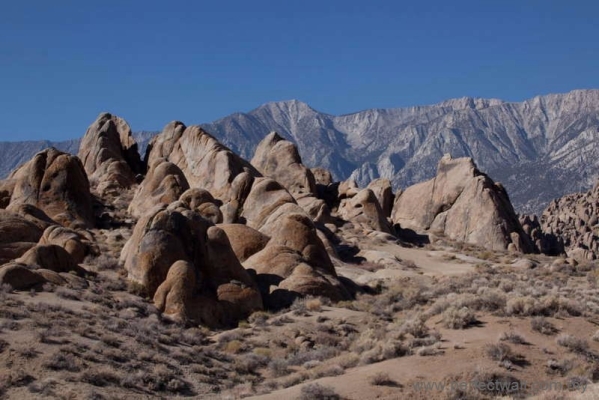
[120,204,263,328]
[392,155,533,252]
[367,178,394,218]
[541,182,599,261]
[0,148,93,228]
[519,215,565,256]
[78,113,143,194]
[0,209,43,265]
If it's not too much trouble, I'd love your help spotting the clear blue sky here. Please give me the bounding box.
[1,0,598,141]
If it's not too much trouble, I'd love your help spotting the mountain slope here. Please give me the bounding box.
[2,89,598,214]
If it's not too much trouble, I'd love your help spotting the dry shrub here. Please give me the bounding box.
[442,306,476,329]
[299,383,340,400]
[399,314,428,338]
[499,331,527,345]
[531,317,557,335]
[556,334,589,354]
[485,343,513,362]
[306,297,323,312]
[368,372,397,386]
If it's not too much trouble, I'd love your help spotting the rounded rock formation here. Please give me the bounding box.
[128,159,190,219]
[78,113,143,194]
[392,155,533,252]
[2,148,93,228]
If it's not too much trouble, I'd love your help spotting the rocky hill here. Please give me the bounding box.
[2,89,599,214]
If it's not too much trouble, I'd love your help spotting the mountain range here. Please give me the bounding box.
[2,89,598,215]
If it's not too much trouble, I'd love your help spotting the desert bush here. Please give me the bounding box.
[505,296,537,316]
[299,383,340,400]
[337,353,360,369]
[499,331,527,345]
[92,254,120,271]
[55,287,81,301]
[310,364,344,378]
[43,352,80,372]
[306,297,323,312]
[485,343,513,362]
[558,298,583,316]
[556,334,589,354]
[80,368,120,387]
[546,358,575,376]
[288,346,338,366]
[224,340,244,354]
[399,314,428,338]
[442,306,476,329]
[290,297,308,315]
[368,372,396,386]
[279,371,310,388]
[417,345,441,356]
[268,359,289,377]
[531,317,557,335]
[248,311,270,326]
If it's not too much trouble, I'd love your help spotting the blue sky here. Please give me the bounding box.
[1,0,598,141]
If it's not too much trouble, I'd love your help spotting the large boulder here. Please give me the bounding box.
[121,205,263,328]
[240,180,349,307]
[250,133,333,221]
[78,113,143,194]
[217,224,270,262]
[339,189,393,234]
[1,148,93,228]
[251,132,317,197]
[121,205,209,296]
[146,122,259,202]
[178,188,223,224]
[240,178,297,230]
[367,178,394,218]
[392,155,533,252]
[39,225,92,264]
[17,244,84,275]
[0,263,46,290]
[128,159,190,219]
[6,204,56,231]
[540,182,599,261]
[0,210,44,264]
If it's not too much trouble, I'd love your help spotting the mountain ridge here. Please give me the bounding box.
[2,89,598,214]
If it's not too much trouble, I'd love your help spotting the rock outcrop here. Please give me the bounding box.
[0,262,46,290]
[251,132,317,197]
[128,159,189,218]
[367,178,394,218]
[0,148,93,228]
[240,178,349,307]
[78,113,143,194]
[39,225,92,265]
[215,224,270,263]
[120,204,262,327]
[519,215,565,256]
[251,133,331,222]
[17,244,84,276]
[339,188,393,234]
[392,155,533,252]
[178,188,223,224]
[0,210,44,264]
[146,122,259,202]
[540,182,599,260]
